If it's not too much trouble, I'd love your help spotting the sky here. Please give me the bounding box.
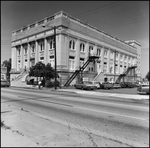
[1,1,149,78]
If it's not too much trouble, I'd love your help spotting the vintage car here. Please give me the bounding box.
[112,83,121,89]
[92,81,101,89]
[1,79,10,87]
[137,84,149,94]
[99,82,113,89]
[74,81,97,90]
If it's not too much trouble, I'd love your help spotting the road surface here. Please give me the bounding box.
[1,87,149,147]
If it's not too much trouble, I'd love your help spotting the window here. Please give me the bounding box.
[97,48,101,56]
[110,51,114,59]
[80,58,84,67]
[104,50,107,57]
[40,57,44,63]
[115,53,118,60]
[69,40,75,50]
[120,54,123,61]
[80,43,85,52]
[30,42,35,53]
[49,39,54,50]
[49,56,54,67]
[24,45,27,54]
[69,56,75,70]
[89,46,93,55]
[40,41,44,51]
[17,46,21,55]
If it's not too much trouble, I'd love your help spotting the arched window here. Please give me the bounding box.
[80,43,85,52]
[69,40,75,50]
[89,46,93,54]
[97,48,101,56]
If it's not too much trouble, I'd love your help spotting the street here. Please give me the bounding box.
[1,87,149,147]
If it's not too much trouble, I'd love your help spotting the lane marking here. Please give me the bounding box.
[75,106,149,122]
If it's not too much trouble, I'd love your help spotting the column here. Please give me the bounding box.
[107,49,110,73]
[35,40,38,64]
[75,39,80,70]
[11,47,17,70]
[101,47,104,72]
[44,38,48,64]
[118,52,120,74]
[27,43,31,69]
[93,45,97,72]
[122,54,125,73]
[84,42,89,71]
[20,45,24,70]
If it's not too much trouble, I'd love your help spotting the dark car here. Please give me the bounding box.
[100,82,113,89]
[113,83,121,89]
[1,79,10,87]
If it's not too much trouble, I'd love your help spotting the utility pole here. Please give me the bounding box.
[54,26,57,90]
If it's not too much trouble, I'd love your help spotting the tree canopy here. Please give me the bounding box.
[29,62,58,80]
[2,58,11,79]
[145,71,149,81]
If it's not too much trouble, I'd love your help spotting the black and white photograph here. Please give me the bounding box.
[1,1,149,147]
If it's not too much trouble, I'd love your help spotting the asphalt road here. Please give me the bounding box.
[1,87,149,147]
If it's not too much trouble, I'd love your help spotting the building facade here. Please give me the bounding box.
[10,11,141,85]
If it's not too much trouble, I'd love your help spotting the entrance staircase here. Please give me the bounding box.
[11,70,29,87]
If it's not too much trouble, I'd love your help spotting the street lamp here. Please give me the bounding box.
[42,25,57,90]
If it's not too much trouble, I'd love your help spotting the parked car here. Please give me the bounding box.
[74,81,97,90]
[126,82,136,88]
[137,84,149,94]
[120,82,127,88]
[113,83,121,89]
[100,82,113,89]
[1,79,10,87]
[92,81,101,89]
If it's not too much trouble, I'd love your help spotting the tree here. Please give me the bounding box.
[145,71,149,81]
[2,58,11,80]
[29,61,45,78]
[29,61,58,81]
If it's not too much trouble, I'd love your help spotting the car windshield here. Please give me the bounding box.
[84,81,93,84]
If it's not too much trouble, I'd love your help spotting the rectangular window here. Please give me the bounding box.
[69,56,75,70]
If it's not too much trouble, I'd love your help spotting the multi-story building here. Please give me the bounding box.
[10,11,141,86]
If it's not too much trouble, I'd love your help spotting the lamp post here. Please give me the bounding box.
[53,26,57,90]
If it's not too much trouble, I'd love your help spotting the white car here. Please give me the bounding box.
[92,81,101,89]
[137,84,149,94]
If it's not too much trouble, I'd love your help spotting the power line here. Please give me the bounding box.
[74,1,118,17]
[101,17,148,30]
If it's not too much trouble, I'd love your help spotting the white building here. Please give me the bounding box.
[10,11,141,86]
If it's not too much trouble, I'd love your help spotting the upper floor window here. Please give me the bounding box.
[69,40,75,50]
[120,54,123,61]
[17,46,21,55]
[23,45,27,54]
[110,51,114,59]
[104,50,107,58]
[49,40,55,50]
[80,43,85,52]
[30,42,35,53]
[115,53,118,60]
[89,46,93,54]
[97,48,101,56]
[40,41,44,51]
